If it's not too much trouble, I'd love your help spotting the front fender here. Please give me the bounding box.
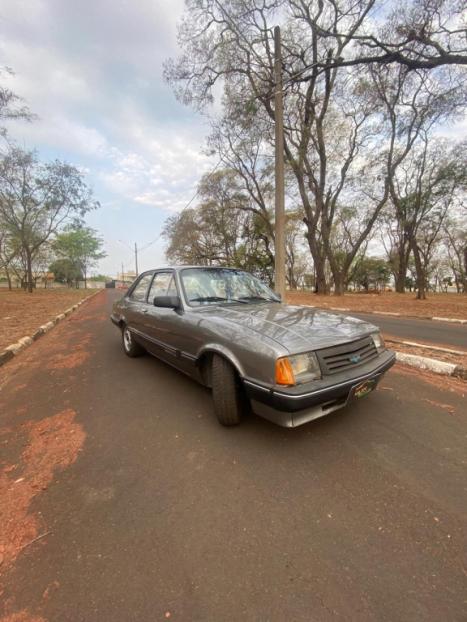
[196,343,246,378]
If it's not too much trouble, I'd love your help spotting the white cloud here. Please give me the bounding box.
[0,0,216,275]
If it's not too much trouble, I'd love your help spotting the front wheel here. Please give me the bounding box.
[122,325,145,357]
[211,354,244,426]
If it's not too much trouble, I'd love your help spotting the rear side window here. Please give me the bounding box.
[148,272,177,301]
[129,273,153,302]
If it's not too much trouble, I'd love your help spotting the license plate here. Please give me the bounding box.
[353,379,377,399]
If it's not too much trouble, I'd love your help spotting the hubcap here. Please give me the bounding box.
[123,328,132,351]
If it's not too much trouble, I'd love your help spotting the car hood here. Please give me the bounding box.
[197,303,378,353]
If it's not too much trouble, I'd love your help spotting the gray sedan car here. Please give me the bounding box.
[111,266,395,428]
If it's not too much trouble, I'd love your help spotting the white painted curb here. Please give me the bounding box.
[0,290,101,367]
[432,316,467,324]
[395,352,458,376]
[393,340,467,356]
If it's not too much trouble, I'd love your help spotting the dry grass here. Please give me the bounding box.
[0,288,91,351]
[287,291,467,320]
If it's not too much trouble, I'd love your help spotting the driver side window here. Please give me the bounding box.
[148,272,177,302]
[129,273,153,302]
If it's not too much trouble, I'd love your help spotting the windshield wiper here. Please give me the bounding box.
[190,296,228,303]
[190,296,248,304]
[238,295,279,303]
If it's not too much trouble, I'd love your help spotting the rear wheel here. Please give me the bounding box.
[211,354,244,426]
[122,325,144,357]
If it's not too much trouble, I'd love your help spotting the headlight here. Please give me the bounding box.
[371,332,385,352]
[275,352,321,386]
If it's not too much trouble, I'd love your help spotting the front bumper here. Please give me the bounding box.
[110,313,121,327]
[243,350,396,428]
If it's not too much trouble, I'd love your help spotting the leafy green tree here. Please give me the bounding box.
[52,225,106,288]
[352,257,391,292]
[0,147,99,291]
[89,274,111,282]
[49,258,83,287]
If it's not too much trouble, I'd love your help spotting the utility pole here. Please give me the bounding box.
[134,242,139,277]
[118,239,139,277]
[274,25,286,299]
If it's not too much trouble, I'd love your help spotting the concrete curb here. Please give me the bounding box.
[395,352,466,380]
[0,290,101,368]
[432,316,467,324]
[387,338,467,356]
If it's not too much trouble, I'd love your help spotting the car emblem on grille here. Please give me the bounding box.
[349,354,361,363]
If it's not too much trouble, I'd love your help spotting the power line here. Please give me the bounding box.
[117,160,223,268]
[139,234,162,253]
[179,158,223,213]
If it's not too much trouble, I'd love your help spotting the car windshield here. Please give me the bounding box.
[180,268,279,307]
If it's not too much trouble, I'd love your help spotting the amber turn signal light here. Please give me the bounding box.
[275,357,296,386]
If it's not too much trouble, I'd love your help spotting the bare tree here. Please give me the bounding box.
[0,228,20,289]
[443,214,467,293]
[388,138,466,298]
[163,168,306,285]
[208,108,276,246]
[0,67,35,145]
[289,0,467,73]
[166,0,466,294]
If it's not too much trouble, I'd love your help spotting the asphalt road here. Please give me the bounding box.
[1,290,466,622]
[349,312,467,349]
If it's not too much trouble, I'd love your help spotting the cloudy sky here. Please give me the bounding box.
[0,0,215,276]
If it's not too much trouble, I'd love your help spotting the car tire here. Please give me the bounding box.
[211,354,244,426]
[122,325,145,357]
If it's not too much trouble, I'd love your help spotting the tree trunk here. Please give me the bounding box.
[333,273,346,296]
[5,268,12,291]
[394,265,406,293]
[314,262,328,294]
[26,250,34,293]
[411,242,426,300]
[305,230,328,294]
[394,242,409,292]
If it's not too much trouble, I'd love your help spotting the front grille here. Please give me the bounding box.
[317,336,378,375]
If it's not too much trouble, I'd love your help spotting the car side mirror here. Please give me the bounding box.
[153,295,181,309]
[274,292,282,302]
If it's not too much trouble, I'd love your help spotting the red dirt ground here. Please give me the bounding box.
[287,291,467,320]
[0,297,98,621]
[0,409,86,574]
[0,289,92,351]
[0,611,46,622]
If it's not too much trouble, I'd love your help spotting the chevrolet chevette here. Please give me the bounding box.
[111,266,395,428]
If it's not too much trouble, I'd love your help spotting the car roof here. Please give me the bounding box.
[141,265,244,273]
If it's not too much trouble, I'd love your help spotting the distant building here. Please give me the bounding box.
[117,270,136,284]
